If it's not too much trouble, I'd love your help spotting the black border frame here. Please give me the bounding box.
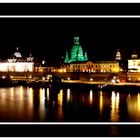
[0,3,140,137]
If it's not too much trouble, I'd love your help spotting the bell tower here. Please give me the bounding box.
[115,49,121,61]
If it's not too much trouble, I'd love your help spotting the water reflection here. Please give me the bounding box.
[89,90,93,105]
[10,87,14,100]
[127,92,140,121]
[137,93,140,112]
[99,91,103,114]
[39,88,46,120]
[46,88,50,102]
[1,86,140,122]
[57,89,63,120]
[67,89,70,102]
[110,91,120,122]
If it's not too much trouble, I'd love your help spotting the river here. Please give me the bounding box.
[0,85,139,122]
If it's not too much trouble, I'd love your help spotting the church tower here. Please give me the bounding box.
[131,50,138,59]
[115,49,121,61]
[64,36,88,63]
[64,51,69,63]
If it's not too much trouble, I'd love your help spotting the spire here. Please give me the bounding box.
[74,37,80,45]
[30,53,32,57]
[131,50,138,59]
[14,47,22,58]
[115,49,121,61]
[16,47,19,51]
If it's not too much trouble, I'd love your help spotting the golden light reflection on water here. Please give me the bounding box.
[127,93,139,119]
[137,94,140,112]
[99,91,103,114]
[39,88,46,120]
[47,88,50,101]
[8,87,15,114]
[39,88,45,105]
[67,89,70,102]
[57,89,63,120]
[0,86,36,121]
[20,86,23,94]
[0,88,6,105]
[110,91,120,122]
[2,86,140,122]
[27,87,33,108]
[26,87,34,119]
[89,90,93,105]
[17,86,24,117]
[58,89,63,106]
[10,87,14,100]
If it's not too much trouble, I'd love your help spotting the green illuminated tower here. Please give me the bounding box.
[64,51,69,63]
[64,36,88,63]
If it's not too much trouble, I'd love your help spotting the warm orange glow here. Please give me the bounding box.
[89,90,93,105]
[111,91,116,113]
[47,88,50,101]
[28,88,33,102]
[27,87,33,116]
[99,91,103,113]
[111,91,120,121]
[137,93,140,112]
[58,68,66,73]
[57,89,63,120]
[1,88,6,105]
[10,87,14,100]
[39,88,46,120]
[19,86,24,101]
[67,89,70,102]
[58,89,63,106]
[39,88,45,105]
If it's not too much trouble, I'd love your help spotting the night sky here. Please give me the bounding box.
[0,18,140,64]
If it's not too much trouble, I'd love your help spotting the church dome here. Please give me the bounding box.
[14,52,22,58]
[131,51,138,59]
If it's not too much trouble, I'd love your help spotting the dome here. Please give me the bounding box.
[131,51,138,59]
[14,52,22,58]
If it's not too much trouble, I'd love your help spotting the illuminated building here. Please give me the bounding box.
[128,59,140,72]
[128,51,140,72]
[0,47,34,72]
[127,51,140,81]
[35,66,55,73]
[94,61,120,73]
[64,37,88,63]
[65,61,120,73]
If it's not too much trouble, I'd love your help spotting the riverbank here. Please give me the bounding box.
[1,78,140,92]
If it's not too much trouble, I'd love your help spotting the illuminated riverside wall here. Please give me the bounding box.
[0,72,127,82]
[52,72,127,82]
[127,72,140,82]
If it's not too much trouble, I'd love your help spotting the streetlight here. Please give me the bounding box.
[42,77,45,81]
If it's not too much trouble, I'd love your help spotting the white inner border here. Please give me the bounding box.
[0,16,140,18]
[0,15,139,125]
[0,0,140,3]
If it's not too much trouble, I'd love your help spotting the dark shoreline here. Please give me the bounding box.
[0,79,140,92]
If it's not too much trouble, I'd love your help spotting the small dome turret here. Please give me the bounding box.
[14,47,22,58]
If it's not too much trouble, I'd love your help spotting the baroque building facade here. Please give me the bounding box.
[0,48,34,72]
